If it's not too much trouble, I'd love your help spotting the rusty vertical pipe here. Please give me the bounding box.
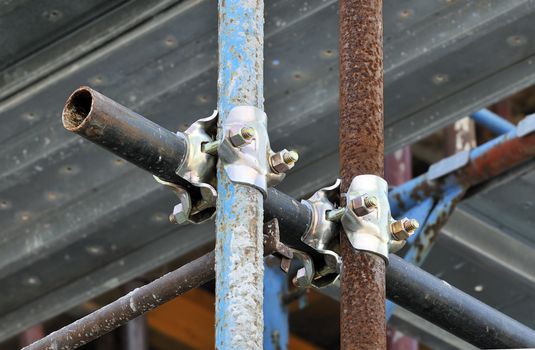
[339,0,385,349]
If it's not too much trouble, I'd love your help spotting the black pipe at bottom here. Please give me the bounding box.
[387,254,535,349]
[24,251,535,350]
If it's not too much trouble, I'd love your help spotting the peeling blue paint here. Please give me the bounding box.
[215,0,265,349]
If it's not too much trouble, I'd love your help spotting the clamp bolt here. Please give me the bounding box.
[326,207,345,222]
[201,140,219,155]
[169,203,188,225]
[351,194,378,216]
[229,126,256,147]
[391,218,419,240]
[283,150,299,164]
[270,149,299,174]
[292,267,309,288]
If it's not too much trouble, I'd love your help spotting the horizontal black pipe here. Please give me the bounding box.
[387,254,535,349]
[58,88,535,348]
[63,87,192,189]
[25,251,535,350]
[23,251,216,350]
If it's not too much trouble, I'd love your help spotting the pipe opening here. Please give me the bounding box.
[63,89,92,130]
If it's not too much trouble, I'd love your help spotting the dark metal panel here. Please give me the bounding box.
[0,0,126,71]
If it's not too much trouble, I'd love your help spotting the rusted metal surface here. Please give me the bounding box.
[460,131,535,186]
[385,147,411,187]
[23,251,215,350]
[21,220,535,349]
[339,0,386,348]
[215,1,265,349]
[444,117,477,156]
[62,87,190,188]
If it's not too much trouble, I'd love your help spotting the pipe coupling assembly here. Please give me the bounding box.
[157,111,219,225]
[218,106,296,196]
[300,180,342,288]
[341,175,418,262]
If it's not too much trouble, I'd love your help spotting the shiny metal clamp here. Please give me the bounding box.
[218,106,296,196]
[156,111,218,224]
[341,175,418,262]
[301,179,342,288]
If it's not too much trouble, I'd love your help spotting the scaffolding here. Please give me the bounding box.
[20,1,535,349]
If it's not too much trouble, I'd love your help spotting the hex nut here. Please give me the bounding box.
[169,203,188,224]
[350,194,377,217]
[270,149,298,174]
[293,267,309,288]
[390,217,419,240]
[229,126,255,147]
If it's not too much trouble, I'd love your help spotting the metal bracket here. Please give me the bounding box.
[291,249,316,289]
[218,106,288,196]
[263,219,293,273]
[428,150,470,180]
[517,113,535,137]
[300,179,342,288]
[341,175,414,262]
[156,111,218,224]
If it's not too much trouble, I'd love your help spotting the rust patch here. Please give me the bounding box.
[339,0,386,348]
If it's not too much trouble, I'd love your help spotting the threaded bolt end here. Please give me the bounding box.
[403,219,419,232]
[240,126,255,140]
[283,150,299,164]
[364,196,378,208]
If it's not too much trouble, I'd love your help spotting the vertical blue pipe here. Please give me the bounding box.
[216,1,264,349]
[471,109,515,135]
[263,258,289,350]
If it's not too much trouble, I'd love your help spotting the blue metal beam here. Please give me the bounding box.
[216,1,265,349]
[471,109,515,135]
[263,257,289,350]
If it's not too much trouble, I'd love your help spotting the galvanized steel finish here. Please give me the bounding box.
[215,1,265,349]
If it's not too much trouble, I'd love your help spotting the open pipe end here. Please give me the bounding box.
[62,87,94,131]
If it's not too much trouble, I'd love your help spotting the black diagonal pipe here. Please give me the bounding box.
[50,87,535,349]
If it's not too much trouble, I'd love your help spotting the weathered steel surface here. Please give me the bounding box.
[387,254,535,349]
[63,86,189,187]
[23,251,216,350]
[215,1,265,349]
[339,0,386,348]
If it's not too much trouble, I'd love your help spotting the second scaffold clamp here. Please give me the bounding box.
[341,175,419,262]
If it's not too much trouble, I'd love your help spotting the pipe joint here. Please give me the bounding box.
[341,175,417,262]
[157,111,219,224]
[300,179,342,288]
[218,106,294,196]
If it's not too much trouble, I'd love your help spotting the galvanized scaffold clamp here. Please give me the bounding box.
[299,180,342,288]
[218,106,298,195]
[341,175,419,262]
[156,111,219,225]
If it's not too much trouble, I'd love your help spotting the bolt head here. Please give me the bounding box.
[270,149,297,174]
[229,126,255,147]
[293,267,309,288]
[351,194,377,216]
[169,203,188,224]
